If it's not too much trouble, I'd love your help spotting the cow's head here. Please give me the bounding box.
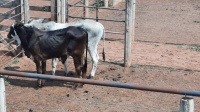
[7,21,24,45]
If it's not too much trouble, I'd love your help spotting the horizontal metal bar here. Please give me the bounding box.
[29,6,51,12]
[68,15,125,22]
[68,4,126,11]
[1,71,200,97]
[105,31,125,35]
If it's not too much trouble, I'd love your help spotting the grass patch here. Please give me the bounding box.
[12,60,19,64]
[130,64,200,72]
[131,64,178,71]
[190,46,200,52]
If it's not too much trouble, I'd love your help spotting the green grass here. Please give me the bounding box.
[130,64,177,71]
[130,64,200,72]
[12,60,19,64]
[190,46,200,52]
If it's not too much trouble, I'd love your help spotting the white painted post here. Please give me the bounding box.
[0,75,6,112]
[180,97,194,112]
[104,0,108,7]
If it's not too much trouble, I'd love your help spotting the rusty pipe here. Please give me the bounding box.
[1,70,200,97]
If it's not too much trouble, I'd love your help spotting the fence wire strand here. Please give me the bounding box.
[0,0,13,7]
[0,4,22,17]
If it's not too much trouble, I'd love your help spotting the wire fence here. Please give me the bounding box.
[0,0,23,69]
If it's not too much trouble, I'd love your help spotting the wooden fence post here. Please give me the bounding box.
[15,0,21,21]
[57,0,61,23]
[66,0,68,22]
[83,0,89,18]
[51,0,56,21]
[61,0,66,23]
[23,0,29,23]
[96,0,99,21]
[124,0,135,67]
[57,0,66,23]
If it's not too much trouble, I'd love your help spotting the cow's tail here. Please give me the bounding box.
[83,30,88,74]
[102,25,106,61]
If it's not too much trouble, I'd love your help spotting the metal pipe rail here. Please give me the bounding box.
[68,4,126,11]
[1,71,200,97]
[68,15,125,22]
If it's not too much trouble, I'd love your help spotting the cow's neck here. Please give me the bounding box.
[11,24,21,45]
[14,25,35,59]
[16,26,33,47]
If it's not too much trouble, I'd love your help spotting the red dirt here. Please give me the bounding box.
[1,0,200,112]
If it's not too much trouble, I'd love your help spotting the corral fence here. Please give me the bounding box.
[0,0,135,68]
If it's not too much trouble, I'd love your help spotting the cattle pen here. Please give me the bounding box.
[1,0,200,112]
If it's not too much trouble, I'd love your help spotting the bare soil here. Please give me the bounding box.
[1,0,200,112]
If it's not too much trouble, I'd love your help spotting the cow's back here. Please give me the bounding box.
[37,26,87,58]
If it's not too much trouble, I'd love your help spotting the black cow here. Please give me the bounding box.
[7,21,88,88]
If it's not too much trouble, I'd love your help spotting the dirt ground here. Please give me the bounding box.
[1,0,200,112]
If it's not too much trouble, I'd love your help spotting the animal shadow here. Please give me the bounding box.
[4,66,78,89]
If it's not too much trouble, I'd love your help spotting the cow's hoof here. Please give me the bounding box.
[66,71,73,77]
[87,75,94,79]
[71,83,78,90]
[35,84,42,90]
[77,83,84,88]
[71,83,84,89]
[41,79,46,86]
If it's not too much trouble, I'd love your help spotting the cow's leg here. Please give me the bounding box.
[64,59,68,76]
[52,58,58,75]
[88,47,99,79]
[82,54,87,79]
[34,60,42,88]
[41,60,46,86]
[72,56,83,89]
[61,56,68,76]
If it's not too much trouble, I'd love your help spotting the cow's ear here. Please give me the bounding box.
[36,18,44,23]
[15,21,24,27]
[27,19,33,23]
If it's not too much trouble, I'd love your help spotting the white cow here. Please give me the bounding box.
[25,19,105,79]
